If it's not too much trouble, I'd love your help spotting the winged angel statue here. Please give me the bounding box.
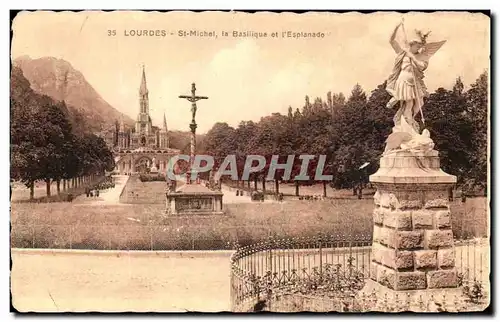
[384,19,446,154]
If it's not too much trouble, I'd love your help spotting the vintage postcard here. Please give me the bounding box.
[10,10,490,313]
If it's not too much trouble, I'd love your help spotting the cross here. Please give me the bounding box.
[179,83,208,183]
[179,83,208,126]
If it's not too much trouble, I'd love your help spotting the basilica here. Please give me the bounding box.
[109,66,180,174]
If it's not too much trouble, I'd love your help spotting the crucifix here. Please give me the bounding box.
[179,83,208,183]
[179,83,208,128]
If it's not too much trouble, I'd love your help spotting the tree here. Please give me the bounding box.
[38,100,74,196]
[10,67,51,199]
[247,113,296,192]
[424,80,474,185]
[294,108,301,119]
[11,66,115,199]
[302,96,312,116]
[330,84,372,190]
[204,122,237,180]
[330,92,346,116]
[466,71,488,191]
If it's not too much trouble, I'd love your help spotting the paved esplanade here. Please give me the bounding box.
[11,249,231,312]
[74,175,129,205]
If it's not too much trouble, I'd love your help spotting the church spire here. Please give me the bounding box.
[138,64,150,115]
[162,111,168,131]
[119,116,125,132]
[140,64,148,96]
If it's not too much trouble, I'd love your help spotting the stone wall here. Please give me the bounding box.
[370,187,458,291]
[232,294,344,312]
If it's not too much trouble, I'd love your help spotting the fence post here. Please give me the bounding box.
[31,225,35,248]
[268,237,273,276]
[230,265,234,310]
[150,227,153,251]
[319,236,323,282]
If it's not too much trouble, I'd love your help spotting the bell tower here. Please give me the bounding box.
[160,111,169,149]
[118,117,126,149]
[135,65,153,135]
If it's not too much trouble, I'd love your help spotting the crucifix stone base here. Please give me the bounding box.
[165,182,224,216]
[358,150,461,311]
[166,82,225,216]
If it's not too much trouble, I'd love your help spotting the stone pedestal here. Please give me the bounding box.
[367,150,458,293]
[166,183,224,216]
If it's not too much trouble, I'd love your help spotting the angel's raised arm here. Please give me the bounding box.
[389,23,403,53]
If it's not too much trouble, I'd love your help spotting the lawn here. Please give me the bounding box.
[11,181,55,201]
[11,177,106,203]
[10,196,488,250]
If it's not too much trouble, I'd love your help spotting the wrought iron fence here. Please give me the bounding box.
[230,235,372,311]
[230,236,489,312]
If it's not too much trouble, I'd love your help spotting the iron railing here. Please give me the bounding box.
[230,236,489,312]
[230,235,372,311]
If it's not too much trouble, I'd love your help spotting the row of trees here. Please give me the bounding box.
[202,72,488,195]
[10,67,115,199]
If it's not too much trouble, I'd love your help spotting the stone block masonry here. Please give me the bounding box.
[370,194,458,290]
[368,150,458,292]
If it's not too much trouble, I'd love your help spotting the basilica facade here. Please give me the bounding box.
[111,66,180,174]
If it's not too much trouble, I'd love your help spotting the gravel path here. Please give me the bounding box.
[11,250,231,312]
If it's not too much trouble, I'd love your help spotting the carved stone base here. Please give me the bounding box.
[357,279,465,312]
[165,182,225,216]
[368,150,458,293]
[371,150,456,185]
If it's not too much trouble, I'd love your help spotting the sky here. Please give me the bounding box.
[11,11,490,133]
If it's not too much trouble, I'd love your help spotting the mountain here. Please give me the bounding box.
[12,56,134,133]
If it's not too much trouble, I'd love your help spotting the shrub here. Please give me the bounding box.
[139,174,166,182]
[462,280,485,304]
[251,191,265,201]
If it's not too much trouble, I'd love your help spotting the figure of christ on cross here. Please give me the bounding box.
[179,83,208,125]
[179,83,208,183]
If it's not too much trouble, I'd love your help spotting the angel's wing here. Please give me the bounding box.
[421,40,446,61]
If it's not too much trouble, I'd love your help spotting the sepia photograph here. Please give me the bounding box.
[9,10,490,313]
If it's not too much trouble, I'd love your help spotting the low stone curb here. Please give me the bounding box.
[11,248,235,258]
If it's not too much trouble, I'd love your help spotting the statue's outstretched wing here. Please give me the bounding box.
[421,40,446,61]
